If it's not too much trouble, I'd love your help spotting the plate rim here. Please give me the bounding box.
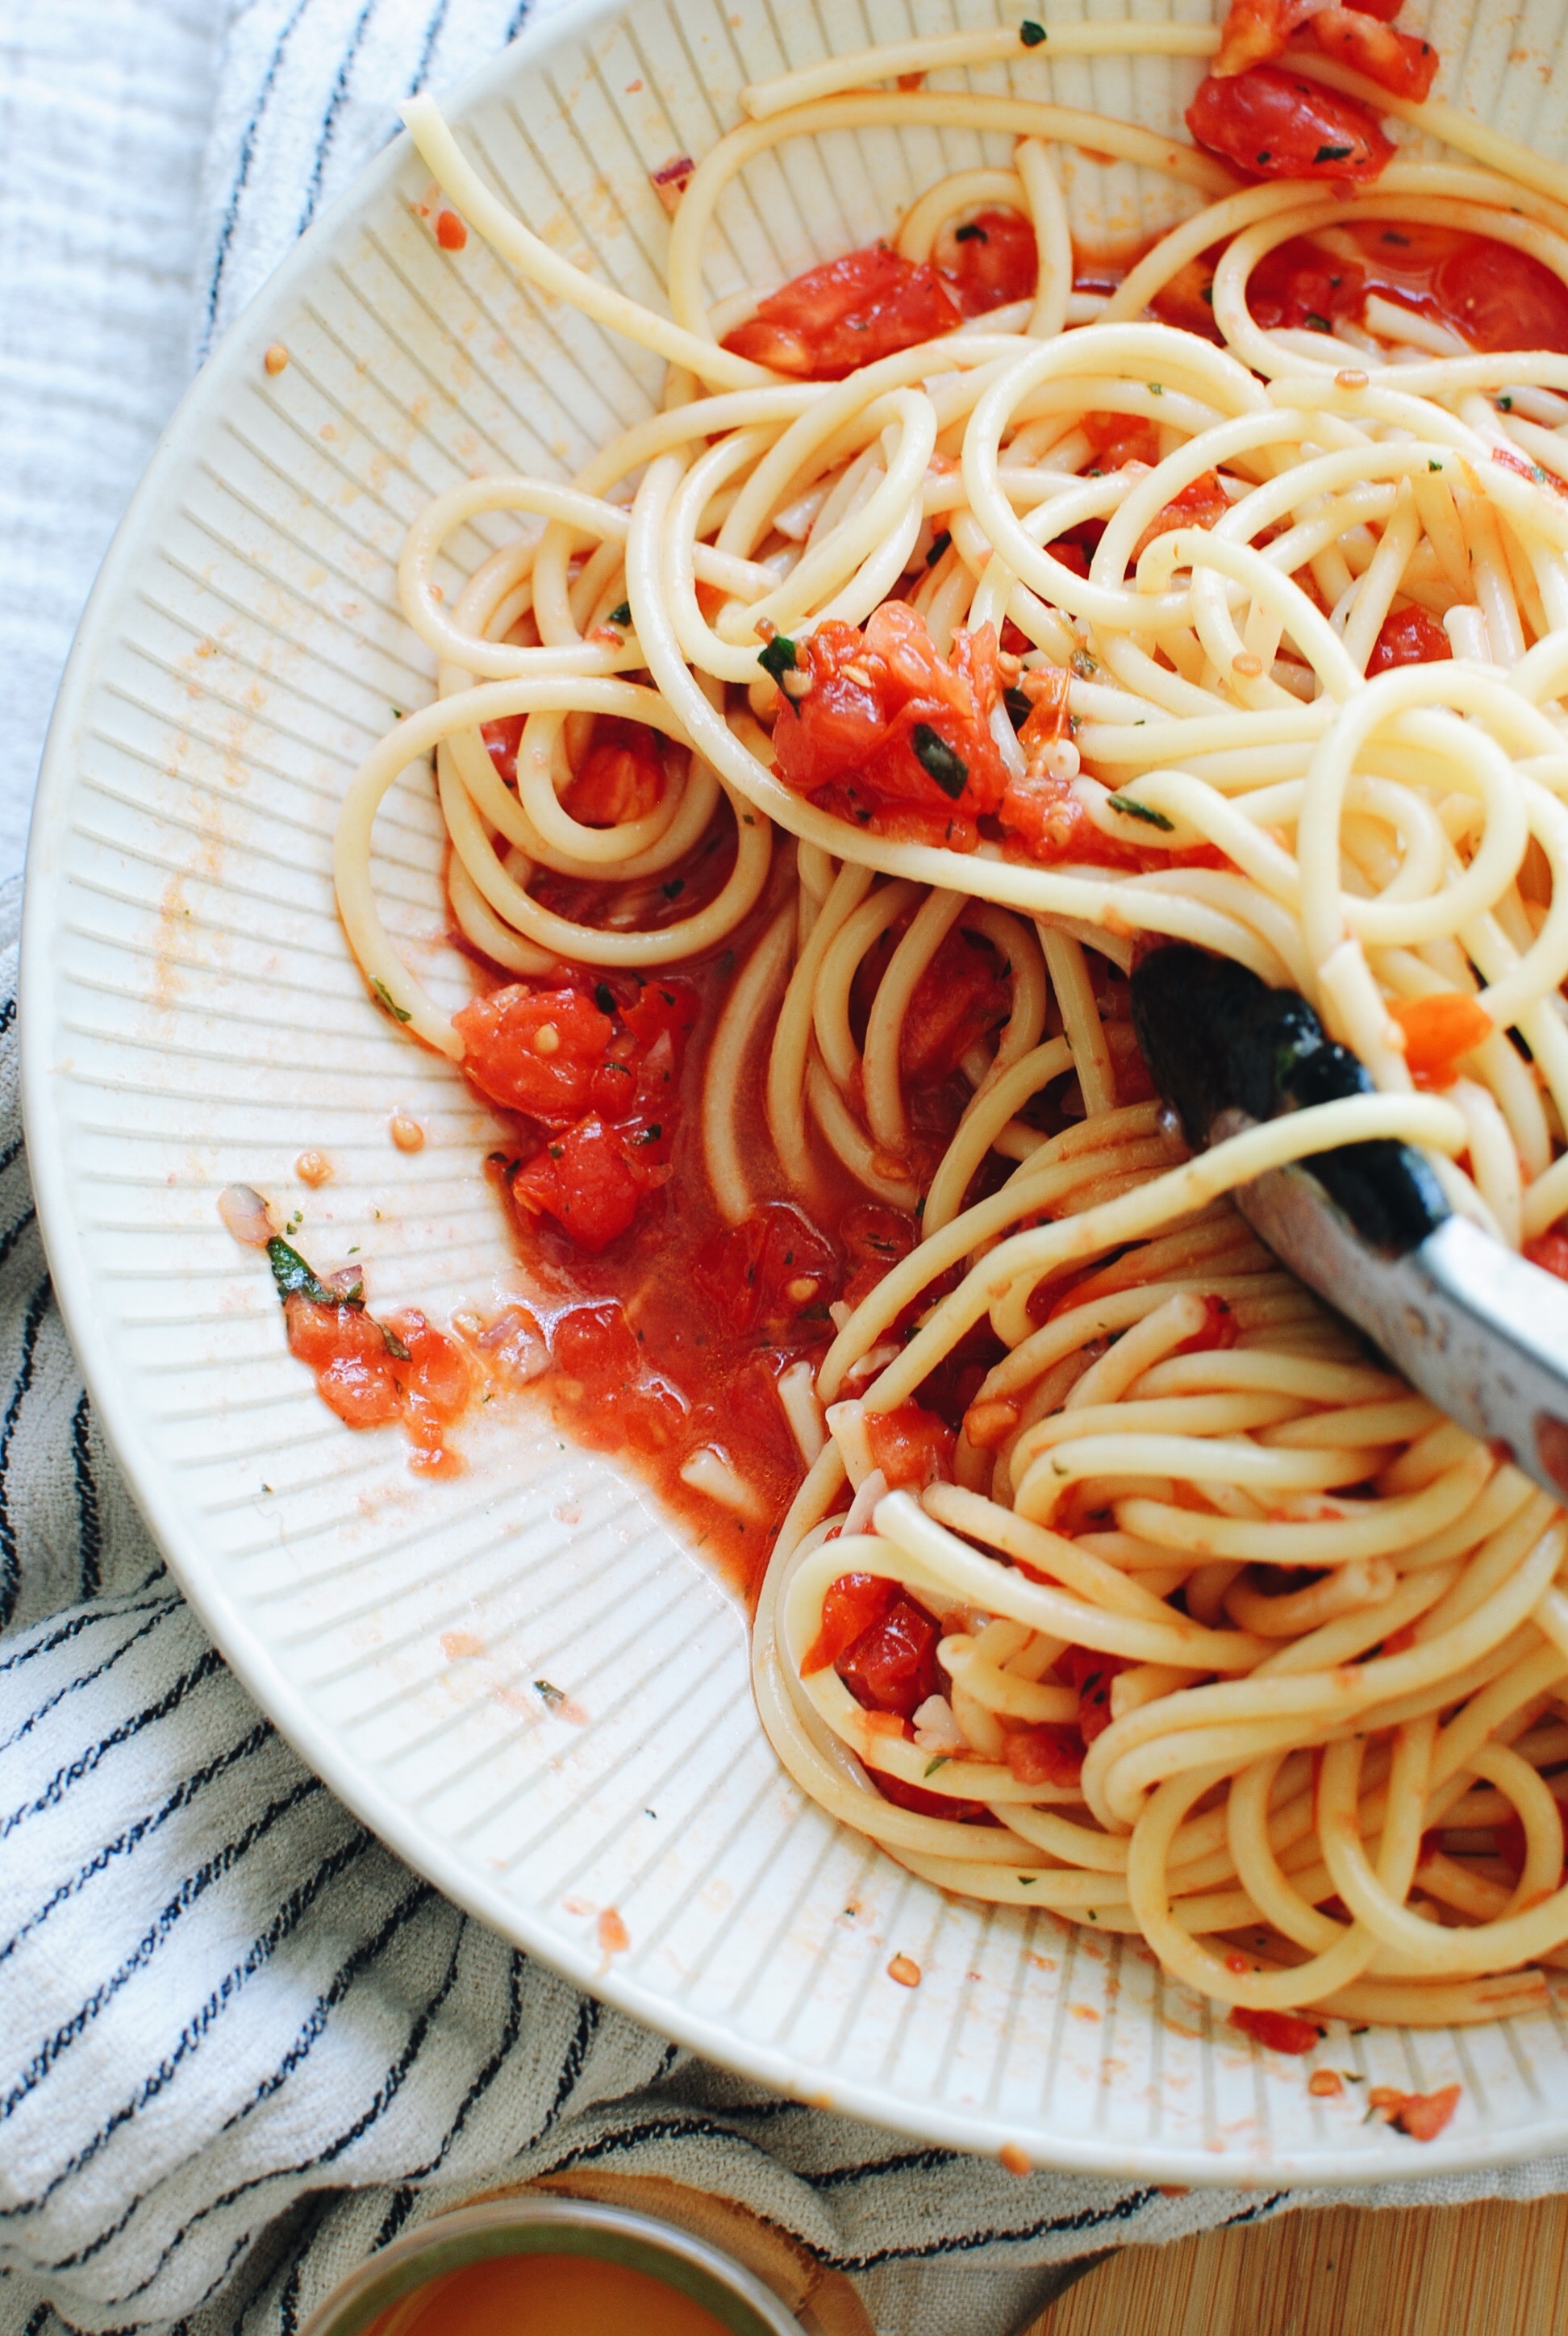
[22,0,1568,2188]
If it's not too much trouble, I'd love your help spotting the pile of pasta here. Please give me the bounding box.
[334,19,1568,2024]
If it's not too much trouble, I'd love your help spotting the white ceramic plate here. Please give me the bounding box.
[27,0,1568,2185]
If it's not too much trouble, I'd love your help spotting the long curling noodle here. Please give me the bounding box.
[336,41,1568,2025]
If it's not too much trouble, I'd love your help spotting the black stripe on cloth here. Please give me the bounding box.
[276,2199,339,2336]
[407,0,451,94]
[1220,2189,1287,2227]
[4,1774,327,2134]
[2,1825,379,2221]
[202,0,315,349]
[504,2,530,40]
[103,1904,469,2303]
[373,2188,417,2250]
[0,1595,181,1753]
[389,1946,528,2184]
[297,0,382,234]
[71,1393,102,1601]
[0,1642,230,1844]
[0,1132,27,1180]
[0,1274,52,1629]
[536,1995,600,2141]
[0,998,18,1037]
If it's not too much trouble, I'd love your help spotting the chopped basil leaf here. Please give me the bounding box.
[1428,458,1443,472]
[924,1754,952,1778]
[1147,380,1163,395]
[372,978,411,1024]
[1003,685,1032,730]
[911,723,968,799]
[1107,793,1175,830]
[953,222,986,244]
[1315,144,1354,163]
[594,982,615,1014]
[1020,17,1046,42]
[757,633,799,682]
[1304,312,1331,332]
[382,1324,412,1362]
[925,529,952,567]
[267,1236,360,1308]
[535,1678,565,1708]
[1499,394,1514,411]
[1070,647,1098,678]
[634,1124,663,1143]
[662,876,686,899]
[607,602,632,625]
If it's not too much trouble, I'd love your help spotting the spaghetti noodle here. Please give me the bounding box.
[328,6,1568,2032]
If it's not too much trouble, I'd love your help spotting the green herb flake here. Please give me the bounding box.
[1315,143,1354,164]
[1428,458,1443,472]
[1499,395,1514,411]
[1147,380,1164,395]
[535,1679,565,1708]
[594,982,615,1015]
[954,221,986,244]
[924,1755,952,1778]
[372,978,411,1025]
[1107,793,1174,831]
[911,724,969,799]
[1003,685,1032,731]
[1070,647,1098,679]
[662,876,686,899]
[607,601,632,624]
[757,632,799,683]
[925,529,952,567]
[266,1236,361,1309]
[1304,311,1331,332]
[1020,16,1046,42]
[382,1324,412,1362]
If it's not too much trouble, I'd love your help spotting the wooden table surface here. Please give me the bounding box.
[1023,2193,1568,2335]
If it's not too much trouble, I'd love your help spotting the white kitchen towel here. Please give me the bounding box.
[5,6,1568,2334]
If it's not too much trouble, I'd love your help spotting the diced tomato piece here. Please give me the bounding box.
[1107,1021,1157,1105]
[1374,2083,1462,2142]
[454,984,615,1120]
[1005,1725,1084,1787]
[1346,0,1404,19]
[1228,2005,1324,2054]
[1132,469,1232,561]
[1248,235,1366,333]
[384,1308,471,1452]
[436,211,468,251]
[1214,0,1315,77]
[1058,1646,1130,1743]
[722,243,963,381]
[1187,65,1395,181]
[936,207,1039,316]
[694,1202,839,1334]
[1309,6,1438,101]
[1366,603,1452,675]
[865,1402,957,1491]
[803,1571,899,1675]
[901,930,1011,1084]
[769,603,1011,847]
[619,976,701,1057]
[482,712,523,785]
[283,1294,404,1428]
[1001,771,1141,871]
[1388,992,1491,1087]
[836,1589,944,1717]
[1438,242,1568,357]
[1175,1295,1240,1355]
[551,1299,641,1390]
[511,1116,663,1251]
[562,719,665,828]
[1528,1230,1568,1284]
[1083,410,1161,470]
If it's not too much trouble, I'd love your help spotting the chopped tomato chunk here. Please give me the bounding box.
[1083,409,1161,470]
[511,1115,666,1252]
[1309,6,1437,101]
[1388,992,1491,1087]
[1005,1725,1084,1787]
[722,243,962,380]
[1366,603,1452,675]
[1058,1645,1130,1743]
[1175,1295,1240,1355]
[1132,469,1231,561]
[454,985,615,1120]
[1249,234,1366,333]
[1187,65,1395,181]
[865,1402,957,1491]
[1370,2083,1462,2141]
[901,929,1011,1084]
[1228,2005,1324,2054]
[836,1588,944,1717]
[769,603,1010,848]
[936,207,1039,316]
[562,718,665,827]
[385,1308,471,1454]
[1528,1231,1568,1283]
[694,1203,839,1334]
[1215,0,1316,77]
[284,1294,403,1427]
[803,1571,899,1675]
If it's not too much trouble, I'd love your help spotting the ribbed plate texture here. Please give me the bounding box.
[25,0,1568,2181]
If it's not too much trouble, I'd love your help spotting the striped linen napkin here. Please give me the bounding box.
[6,6,1568,2330]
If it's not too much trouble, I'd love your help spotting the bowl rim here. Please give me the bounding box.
[294,2193,806,2336]
[23,0,1568,2188]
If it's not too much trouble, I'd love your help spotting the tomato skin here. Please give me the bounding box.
[1248,234,1366,333]
[1378,2084,1462,2142]
[1004,1724,1084,1787]
[865,1402,957,1491]
[386,1308,471,1450]
[901,931,1011,1084]
[1083,409,1161,469]
[1433,240,1568,357]
[936,208,1038,316]
[694,1202,839,1334]
[803,1571,899,1675]
[1388,992,1491,1087]
[722,244,963,380]
[1309,6,1437,102]
[1528,1231,1568,1284]
[1058,1646,1130,1744]
[454,985,615,1120]
[769,603,1009,846]
[836,1589,944,1717]
[1132,468,1232,561]
[620,977,701,1057]
[562,719,665,827]
[482,712,523,785]
[284,1295,403,1427]
[1228,2005,1324,2055]
[1186,66,1395,181]
[511,1116,663,1252]
[1174,1295,1240,1356]
[1366,603,1452,675]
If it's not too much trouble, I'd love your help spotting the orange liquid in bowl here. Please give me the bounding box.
[363,2253,736,2336]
